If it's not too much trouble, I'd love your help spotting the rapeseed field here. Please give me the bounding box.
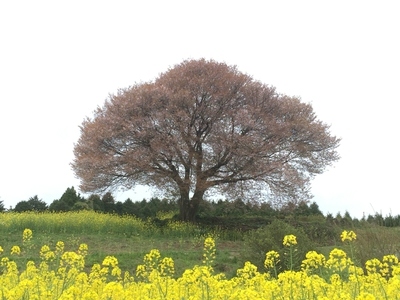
[1,212,400,299]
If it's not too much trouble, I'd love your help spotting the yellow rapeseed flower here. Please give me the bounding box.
[60,251,85,270]
[365,258,382,275]
[283,234,297,246]
[236,261,259,280]
[158,257,175,277]
[143,249,161,269]
[341,230,357,242]
[78,243,88,257]
[1,257,9,266]
[22,228,33,243]
[56,241,64,255]
[39,245,55,261]
[11,245,21,255]
[326,248,353,273]
[203,237,216,266]
[380,255,399,278]
[264,250,280,269]
[136,264,147,279]
[102,256,119,268]
[40,245,51,257]
[111,266,122,278]
[301,251,326,273]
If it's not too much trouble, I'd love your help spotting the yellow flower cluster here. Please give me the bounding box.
[78,243,89,257]
[1,230,400,299]
[60,251,85,271]
[40,245,56,262]
[158,257,175,277]
[264,250,280,277]
[56,241,65,255]
[325,248,353,273]
[264,250,280,269]
[283,234,297,246]
[365,254,400,279]
[10,245,21,255]
[22,228,33,243]
[236,261,259,280]
[136,249,163,281]
[202,236,216,267]
[301,250,326,274]
[102,256,118,268]
[102,256,122,279]
[340,230,357,242]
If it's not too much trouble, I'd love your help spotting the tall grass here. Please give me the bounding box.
[353,223,400,266]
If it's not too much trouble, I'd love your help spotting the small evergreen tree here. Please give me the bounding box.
[115,201,124,215]
[14,201,32,212]
[14,195,47,212]
[49,199,70,212]
[0,198,5,212]
[48,187,84,212]
[57,187,83,211]
[27,195,48,211]
[122,198,136,215]
[293,201,310,216]
[60,187,77,208]
[101,192,115,213]
[87,194,103,211]
[309,202,323,215]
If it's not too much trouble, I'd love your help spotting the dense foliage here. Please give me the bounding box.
[242,219,315,272]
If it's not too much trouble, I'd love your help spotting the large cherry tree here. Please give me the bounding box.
[72,59,340,221]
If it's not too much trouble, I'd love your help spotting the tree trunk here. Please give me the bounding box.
[178,188,205,222]
[178,189,191,221]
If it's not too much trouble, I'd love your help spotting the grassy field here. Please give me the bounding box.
[0,211,245,279]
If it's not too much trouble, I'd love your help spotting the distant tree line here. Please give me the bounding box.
[5,186,324,218]
[3,187,400,228]
[8,187,178,218]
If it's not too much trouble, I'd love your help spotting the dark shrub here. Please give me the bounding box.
[242,219,315,273]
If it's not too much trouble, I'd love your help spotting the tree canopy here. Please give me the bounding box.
[48,186,85,212]
[14,195,48,212]
[72,59,340,221]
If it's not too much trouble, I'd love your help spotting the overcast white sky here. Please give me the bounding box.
[1,1,399,218]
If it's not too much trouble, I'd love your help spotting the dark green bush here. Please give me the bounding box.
[241,219,315,273]
[289,215,342,246]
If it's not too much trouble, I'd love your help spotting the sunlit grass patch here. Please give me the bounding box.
[0,211,149,235]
